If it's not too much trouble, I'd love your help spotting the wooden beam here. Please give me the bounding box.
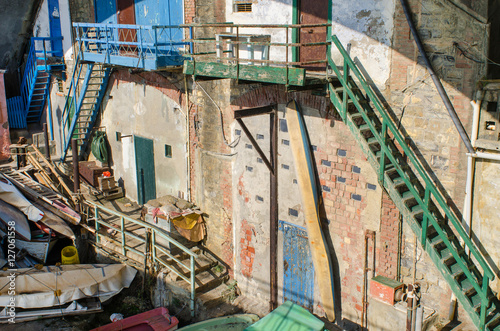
[234,104,276,119]
[236,119,274,174]
[184,61,306,86]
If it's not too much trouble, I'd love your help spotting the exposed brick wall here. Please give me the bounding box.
[239,219,255,278]
[377,191,400,279]
[184,0,196,24]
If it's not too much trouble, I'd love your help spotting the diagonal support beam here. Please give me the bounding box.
[234,104,276,119]
[236,118,274,174]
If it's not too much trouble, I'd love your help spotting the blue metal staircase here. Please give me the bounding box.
[60,54,110,161]
[7,37,64,128]
[327,35,500,330]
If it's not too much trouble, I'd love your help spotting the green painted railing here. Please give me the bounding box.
[84,199,197,317]
[328,35,494,330]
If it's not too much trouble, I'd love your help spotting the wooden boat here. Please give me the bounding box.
[91,307,179,331]
[285,100,335,321]
[177,314,259,331]
[0,198,31,241]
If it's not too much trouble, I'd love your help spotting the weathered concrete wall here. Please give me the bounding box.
[68,0,94,23]
[331,0,395,86]
[190,79,236,276]
[0,0,39,72]
[225,0,292,62]
[98,71,188,203]
[33,0,74,60]
[473,159,500,294]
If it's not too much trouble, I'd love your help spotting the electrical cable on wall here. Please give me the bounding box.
[453,42,500,67]
[194,81,240,148]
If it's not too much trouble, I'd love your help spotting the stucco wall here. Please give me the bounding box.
[98,72,188,203]
[331,0,395,86]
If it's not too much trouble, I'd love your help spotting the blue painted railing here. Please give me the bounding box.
[73,23,189,70]
[7,37,63,128]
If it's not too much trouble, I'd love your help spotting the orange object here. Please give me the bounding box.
[102,171,111,177]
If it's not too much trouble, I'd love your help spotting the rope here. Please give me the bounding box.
[91,131,108,163]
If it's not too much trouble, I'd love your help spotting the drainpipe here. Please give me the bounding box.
[399,0,474,154]
[184,76,191,201]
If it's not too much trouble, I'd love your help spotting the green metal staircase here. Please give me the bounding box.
[60,56,110,162]
[327,35,500,330]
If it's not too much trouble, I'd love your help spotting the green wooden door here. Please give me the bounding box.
[134,136,156,205]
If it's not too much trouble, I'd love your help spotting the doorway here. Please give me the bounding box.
[134,136,156,205]
[116,0,137,54]
[280,221,315,310]
[296,0,329,70]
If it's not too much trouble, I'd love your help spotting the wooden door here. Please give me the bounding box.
[134,136,156,205]
[281,221,315,310]
[116,0,137,53]
[298,0,328,70]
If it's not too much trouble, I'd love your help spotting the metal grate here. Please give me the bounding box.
[235,3,252,12]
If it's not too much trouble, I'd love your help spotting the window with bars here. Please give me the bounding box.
[234,2,252,12]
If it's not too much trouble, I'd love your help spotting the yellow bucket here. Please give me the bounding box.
[61,246,80,264]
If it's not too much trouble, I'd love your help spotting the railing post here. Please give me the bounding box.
[286,26,289,86]
[236,26,240,83]
[480,275,489,331]
[121,216,126,256]
[139,26,145,68]
[189,27,194,55]
[151,230,157,262]
[190,255,196,317]
[421,187,430,249]
[378,121,387,184]
[341,43,351,121]
[95,207,100,244]
[105,24,110,63]
[154,27,159,58]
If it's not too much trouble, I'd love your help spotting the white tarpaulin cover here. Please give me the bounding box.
[0,175,44,222]
[0,264,137,308]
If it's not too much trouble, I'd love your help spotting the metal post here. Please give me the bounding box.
[95,208,100,244]
[270,108,278,311]
[190,255,196,317]
[72,139,80,212]
[43,123,51,161]
[121,216,126,256]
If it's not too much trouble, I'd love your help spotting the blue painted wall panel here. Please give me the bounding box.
[95,0,117,24]
[48,0,63,56]
[280,221,315,310]
[134,0,183,26]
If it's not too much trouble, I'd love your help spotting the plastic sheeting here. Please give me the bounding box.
[0,264,137,308]
[0,175,43,222]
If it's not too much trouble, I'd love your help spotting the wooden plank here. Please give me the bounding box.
[234,105,275,119]
[183,61,306,86]
[285,100,335,321]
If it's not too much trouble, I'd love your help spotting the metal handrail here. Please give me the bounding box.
[72,22,188,61]
[329,35,493,328]
[330,35,493,280]
[84,199,197,317]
